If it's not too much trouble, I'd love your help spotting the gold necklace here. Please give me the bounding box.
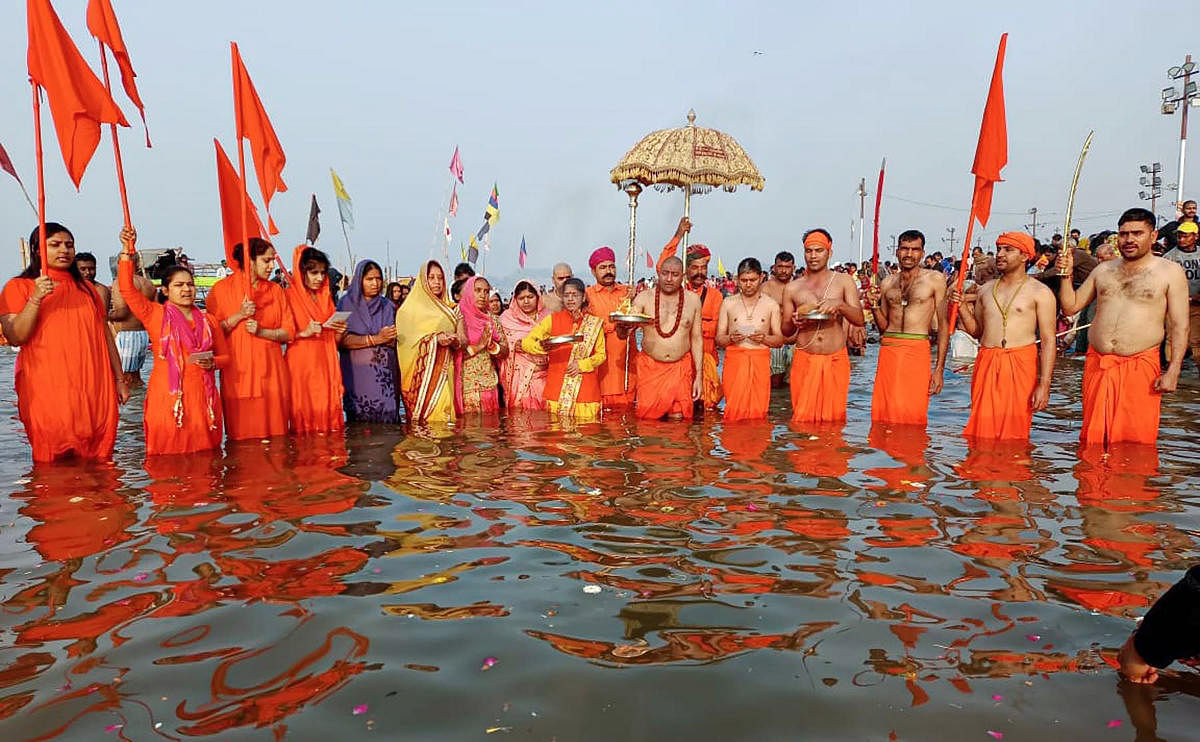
[991,275,1027,348]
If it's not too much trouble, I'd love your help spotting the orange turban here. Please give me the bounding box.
[996,232,1036,259]
[804,231,832,249]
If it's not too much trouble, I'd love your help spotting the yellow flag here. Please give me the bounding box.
[330,168,353,229]
[717,255,726,275]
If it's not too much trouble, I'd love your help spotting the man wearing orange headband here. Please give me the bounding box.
[950,231,1056,440]
[781,229,865,424]
[1057,208,1188,447]
[865,229,950,427]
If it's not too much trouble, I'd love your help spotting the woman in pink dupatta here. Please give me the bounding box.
[498,280,549,410]
[454,276,508,414]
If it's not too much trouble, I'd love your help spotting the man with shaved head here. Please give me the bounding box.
[618,255,702,420]
[543,262,573,313]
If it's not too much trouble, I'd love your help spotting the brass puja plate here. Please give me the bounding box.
[609,312,653,324]
[801,312,832,321]
[544,333,585,347]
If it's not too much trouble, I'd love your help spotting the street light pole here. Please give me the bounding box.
[1164,55,1198,211]
[1139,162,1163,224]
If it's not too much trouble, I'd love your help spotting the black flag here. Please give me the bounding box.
[306,194,321,244]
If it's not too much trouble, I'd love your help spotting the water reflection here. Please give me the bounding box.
[0,352,1199,739]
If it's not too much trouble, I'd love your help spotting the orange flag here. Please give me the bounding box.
[214,139,265,267]
[948,33,1009,334]
[969,33,1008,228]
[230,42,286,233]
[26,0,128,189]
[86,0,150,146]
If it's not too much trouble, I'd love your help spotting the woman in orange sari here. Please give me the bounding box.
[520,278,605,420]
[0,223,127,462]
[205,237,294,441]
[499,280,549,410]
[285,246,346,434]
[117,227,230,455]
[396,261,462,424]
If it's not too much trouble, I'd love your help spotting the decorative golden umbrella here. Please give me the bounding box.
[610,109,764,280]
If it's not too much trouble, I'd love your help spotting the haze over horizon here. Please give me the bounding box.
[0,1,1194,286]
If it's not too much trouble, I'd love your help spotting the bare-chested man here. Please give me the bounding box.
[1057,207,1188,447]
[618,256,702,420]
[780,229,865,424]
[74,252,111,313]
[950,232,1055,441]
[762,250,796,387]
[716,257,784,420]
[865,229,949,426]
[543,262,573,313]
[108,251,157,387]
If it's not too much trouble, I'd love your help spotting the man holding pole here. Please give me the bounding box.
[683,242,723,412]
[1057,208,1189,447]
[865,230,949,426]
[950,232,1056,440]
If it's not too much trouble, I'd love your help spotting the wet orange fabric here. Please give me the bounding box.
[285,246,344,435]
[722,346,770,421]
[118,261,229,455]
[789,348,850,423]
[1080,347,1161,446]
[635,354,693,420]
[963,343,1037,441]
[542,311,601,407]
[586,283,637,406]
[688,283,723,408]
[206,273,293,440]
[0,270,117,462]
[871,336,931,426]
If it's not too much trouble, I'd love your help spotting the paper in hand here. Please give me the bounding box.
[324,311,352,327]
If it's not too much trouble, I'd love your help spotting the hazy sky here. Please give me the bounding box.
[0,1,1195,288]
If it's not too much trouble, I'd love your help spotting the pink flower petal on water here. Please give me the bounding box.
[986,732,1003,740]
[1025,634,1041,642]
[105,723,123,732]
[1107,720,1122,728]
[746,504,758,511]
[991,694,1003,701]
[352,704,368,715]
[133,572,148,582]
[481,657,498,671]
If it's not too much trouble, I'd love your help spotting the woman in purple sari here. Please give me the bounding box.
[337,260,402,423]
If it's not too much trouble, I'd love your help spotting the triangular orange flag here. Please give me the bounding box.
[230,42,286,231]
[86,0,150,147]
[214,138,266,268]
[26,0,128,189]
[969,33,1008,228]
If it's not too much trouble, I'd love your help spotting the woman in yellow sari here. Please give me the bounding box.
[396,261,462,423]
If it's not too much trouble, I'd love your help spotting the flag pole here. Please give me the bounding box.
[97,41,131,229]
[871,158,885,286]
[946,207,977,334]
[232,44,252,299]
[31,83,47,277]
[340,217,353,270]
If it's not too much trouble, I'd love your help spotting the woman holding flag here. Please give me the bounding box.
[286,246,347,434]
[116,227,229,455]
[206,238,294,441]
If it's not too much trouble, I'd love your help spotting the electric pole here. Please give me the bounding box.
[942,226,957,254]
[1025,207,1049,239]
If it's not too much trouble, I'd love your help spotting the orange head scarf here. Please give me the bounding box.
[287,244,335,323]
[804,231,832,250]
[996,232,1036,260]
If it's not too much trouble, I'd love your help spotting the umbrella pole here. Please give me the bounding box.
[623,183,642,392]
[682,187,691,256]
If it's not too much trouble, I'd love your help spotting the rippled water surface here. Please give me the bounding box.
[2,347,1200,740]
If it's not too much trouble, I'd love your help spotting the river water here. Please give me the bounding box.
[0,347,1198,741]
